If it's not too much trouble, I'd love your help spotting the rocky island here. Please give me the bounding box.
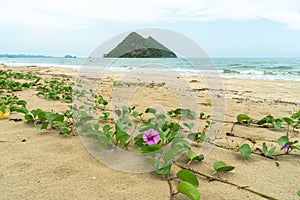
[104,32,177,58]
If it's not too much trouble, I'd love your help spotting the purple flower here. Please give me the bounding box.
[143,129,160,145]
[281,144,290,152]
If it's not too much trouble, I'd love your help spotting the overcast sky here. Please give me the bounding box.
[1,0,300,57]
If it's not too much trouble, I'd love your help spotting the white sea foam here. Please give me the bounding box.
[1,57,300,81]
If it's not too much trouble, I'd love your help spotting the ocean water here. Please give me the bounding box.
[0,57,300,81]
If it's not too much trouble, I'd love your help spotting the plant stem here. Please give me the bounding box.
[230,122,237,133]
[167,174,175,200]
[209,140,300,158]
[174,162,279,200]
[273,153,300,157]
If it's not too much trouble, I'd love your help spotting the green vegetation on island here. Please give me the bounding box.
[105,32,177,58]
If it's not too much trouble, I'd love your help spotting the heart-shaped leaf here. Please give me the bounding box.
[236,114,252,122]
[145,107,156,114]
[184,123,194,130]
[10,107,29,115]
[141,144,162,154]
[282,117,293,125]
[188,149,204,162]
[187,133,198,140]
[291,110,300,119]
[240,144,251,158]
[132,111,140,117]
[278,136,289,146]
[155,163,172,175]
[177,182,200,200]
[60,127,71,134]
[24,114,34,122]
[213,161,235,172]
[176,169,199,187]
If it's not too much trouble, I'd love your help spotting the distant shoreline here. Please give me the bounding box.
[0,54,77,58]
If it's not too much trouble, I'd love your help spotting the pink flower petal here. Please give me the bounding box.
[143,128,160,145]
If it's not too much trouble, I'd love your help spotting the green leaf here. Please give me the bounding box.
[0,105,8,112]
[274,118,282,129]
[291,145,300,151]
[186,110,196,118]
[172,140,190,152]
[282,117,293,125]
[85,129,101,139]
[240,144,251,158]
[187,133,198,140]
[63,95,72,101]
[278,136,289,146]
[132,111,140,117]
[174,108,185,115]
[56,121,69,127]
[158,128,170,140]
[31,109,39,117]
[133,134,144,148]
[60,127,71,134]
[200,133,208,142]
[267,147,276,156]
[171,122,181,132]
[199,112,205,119]
[141,144,162,154]
[10,107,29,114]
[187,149,204,162]
[81,123,93,133]
[114,109,121,117]
[16,100,27,107]
[48,114,64,122]
[236,114,252,122]
[115,130,130,147]
[213,161,235,173]
[145,158,156,166]
[93,124,100,130]
[166,131,179,142]
[155,163,172,175]
[80,115,93,123]
[103,124,112,132]
[176,169,199,187]
[262,142,276,156]
[37,111,47,121]
[184,123,194,130]
[177,182,200,200]
[297,190,300,197]
[257,115,274,125]
[63,110,70,117]
[99,112,110,120]
[163,150,177,163]
[187,149,197,160]
[145,158,163,170]
[138,120,156,132]
[24,114,34,122]
[121,106,131,114]
[291,110,300,119]
[193,154,204,162]
[36,123,48,130]
[145,107,156,114]
[262,142,268,154]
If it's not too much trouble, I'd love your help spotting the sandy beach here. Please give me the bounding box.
[1,65,299,200]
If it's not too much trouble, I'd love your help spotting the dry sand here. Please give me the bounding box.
[0,65,299,200]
